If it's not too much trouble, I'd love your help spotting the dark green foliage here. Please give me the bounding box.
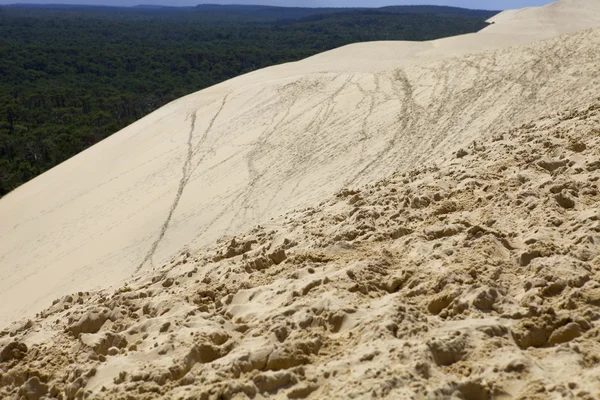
[379,6,498,19]
[0,5,495,196]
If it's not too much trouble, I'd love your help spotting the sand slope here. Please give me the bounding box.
[1,0,600,331]
[1,97,599,400]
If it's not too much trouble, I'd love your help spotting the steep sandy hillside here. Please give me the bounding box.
[1,0,600,329]
[1,98,599,400]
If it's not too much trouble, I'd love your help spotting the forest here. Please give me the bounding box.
[0,4,497,196]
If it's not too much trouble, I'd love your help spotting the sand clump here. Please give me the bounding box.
[1,100,599,399]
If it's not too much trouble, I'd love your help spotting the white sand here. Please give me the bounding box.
[2,83,600,400]
[1,0,599,332]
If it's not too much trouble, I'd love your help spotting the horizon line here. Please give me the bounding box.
[1,2,499,11]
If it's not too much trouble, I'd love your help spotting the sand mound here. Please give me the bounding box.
[2,99,599,399]
[1,0,600,329]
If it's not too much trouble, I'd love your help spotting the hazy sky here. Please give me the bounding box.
[0,0,556,10]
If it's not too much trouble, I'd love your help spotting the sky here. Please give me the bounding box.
[0,0,556,10]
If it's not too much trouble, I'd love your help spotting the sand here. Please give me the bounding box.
[1,0,600,330]
[1,0,600,398]
[2,96,600,400]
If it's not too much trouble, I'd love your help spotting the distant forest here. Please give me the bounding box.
[0,4,497,196]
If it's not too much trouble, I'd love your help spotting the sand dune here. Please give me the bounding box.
[1,0,600,398]
[1,0,600,330]
[2,95,599,400]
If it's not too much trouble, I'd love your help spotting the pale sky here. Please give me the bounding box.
[0,0,556,11]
